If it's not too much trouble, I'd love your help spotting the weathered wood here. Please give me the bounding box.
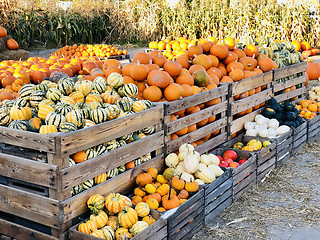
[0,126,56,153]
[257,164,275,182]
[60,131,164,191]
[205,178,232,206]
[257,156,276,175]
[0,153,58,188]
[233,157,257,184]
[1,145,47,162]
[4,178,49,197]
[205,197,232,224]
[0,218,58,240]
[205,186,232,216]
[180,217,203,240]
[273,62,307,80]
[232,71,273,96]
[273,75,306,92]
[230,109,262,134]
[60,105,163,155]
[257,149,276,167]
[0,185,59,229]
[273,86,306,103]
[276,152,291,166]
[194,132,227,155]
[233,172,256,201]
[61,155,164,222]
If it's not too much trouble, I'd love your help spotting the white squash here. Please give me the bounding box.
[165,153,179,167]
[254,124,264,131]
[200,154,211,166]
[244,122,256,130]
[178,151,188,161]
[208,164,224,177]
[183,153,200,173]
[258,128,269,138]
[262,123,269,130]
[195,163,207,178]
[255,114,264,123]
[180,172,194,182]
[179,143,194,154]
[195,179,205,185]
[268,119,279,130]
[276,125,290,135]
[256,116,267,125]
[198,167,216,183]
[246,128,258,136]
[268,128,277,138]
[208,154,220,165]
[174,165,185,176]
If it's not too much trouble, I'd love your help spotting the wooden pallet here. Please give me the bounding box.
[163,84,229,155]
[274,130,293,166]
[292,121,308,155]
[0,105,164,239]
[69,210,167,240]
[273,62,307,103]
[307,114,320,141]
[228,72,273,136]
[99,54,130,60]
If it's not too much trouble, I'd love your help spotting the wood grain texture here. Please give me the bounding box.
[0,126,56,153]
[205,186,232,216]
[230,109,262,134]
[205,178,233,206]
[233,172,256,200]
[273,86,306,103]
[273,62,307,80]
[0,184,59,229]
[0,153,58,188]
[0,218,58,240]
[205,197,232,225]
[60,105,163,155]
[194,132,227,155]
[273,75,306,92]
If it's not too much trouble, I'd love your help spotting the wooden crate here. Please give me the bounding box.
[307,114,320,141]
[0,105,164,239]
[292,121,308,155]
[164,189,205,240]
[99,54,130,60]
[274,129,293,166]
[273,62,307,103]
[228,71,273,136]
[163,84,229,155]
[69,210,167,240]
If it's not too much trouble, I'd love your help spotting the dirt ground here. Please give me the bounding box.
[192,139,320,240]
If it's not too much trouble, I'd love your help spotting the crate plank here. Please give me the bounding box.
[273,86,306,103]
[257,156,276,175]
[205,197,232,224]
[0,185,59,229]
[233,157,257,184]
[132,218,167,240]
[276,152,291,166]
[204,169,232,194]
[0,153,58,188]
[257,150,276,167]
[205,182,232,214]
[257,164,275,182]
[273,62,307,80]
[180,217,203,240]
[273,75,306,92]
[0,218,57,240]
[60,105,163,155]
[60,131,164,191]
[205,178,232,206]
[233,172,256,201]
[194,132,227,155]
[1,145,47,162]
[230,109,262,134]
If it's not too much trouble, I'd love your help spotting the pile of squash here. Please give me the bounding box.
[296,98,320,120]
[78,192,157,239]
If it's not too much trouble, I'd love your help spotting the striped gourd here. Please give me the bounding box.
[82,179,94,190]
[142,100,153,109]
[69,91,85,103]
[59,122,78,133]
[14,98,29,108]
[27,117,42,132]
[54,102,73,115]
[129,221,148,237]
[138,133,147,139]
[94,173,107,185]
[65,110,85,128]
[91,108,108,124]
[38,99,55,108]
[94,145,108,155]
[115,97,133,112]
[104,139,120,151]
[45,112,66,128]
[117,83,138,98]
[132,101,147,113]
[19,84,35,100]
[86,92,103,104]
[105,105,120,120]
[74,103,90,119]
[69,158,76,166]
[8,120,28,131]
[120,133,133,141]
[281,41,296,53]
[118,140,127,147]
[271,41,283,52]
[134,159,142,166]
[104,85,115,94]
[101,92,119,104]
[74,80,93,96]
[257,36,271,47]
[60,96,76,106]
[142,125,156,135]
[29,90,47,108]
[0,107,12,126]
[107,72,123,88]
[42,80,57,88]
[85,148,98,159]
[87,101,102,110]
[286,53,300,65]
[102,103,111,108]
[46,88,62,102]
[39,125,58,134]
[38,104,54,120]
[118,165,126,173]
[84,119,96,128]
[35,83,48,92]
[127,132,140,143]
[275,59,287,69]
[259,47,273,59]
[57,80,74,95]
[93,77,107,93]
[140,153,151,162]
[10,106,33,121]
[1,99,15,108]
[71,184,83,196]
[118,110,130,118]
[106,168,119,178]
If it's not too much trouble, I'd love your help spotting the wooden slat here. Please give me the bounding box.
[132,218,166,240]
[233,157,257,184]
[166,117,227,153]
[233,172,256,199]
[0,126,56,153]
[165,85,228,115]
[276,152,291,166]
[205,178,232,210]
[165,101,227,134]
[60,131,164,191]
[0,153,58,188]
[205,197,232,225]
[60,105,163,155]
[257,165,275,182]
[230,109,262,134]
[205,186,232,215]
[273,62,307,80]
[204,168,232,194]
[231,89,272,115]
[194,132,227,155]
[0,185,59,229]
[273,86,306,103]
[257,156,276,175]
[0,218,58,240]
[232,71,273,96]
[61,155,164,222]
[273,75,306,92]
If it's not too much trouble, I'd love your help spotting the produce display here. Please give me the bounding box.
[296,98,320,120]
[217,149,250,169]
[232,139,271,152]
[0,26,19,50]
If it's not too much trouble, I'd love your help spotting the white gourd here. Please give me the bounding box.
[246,128,258,136]
[179,143,194,154]
[183,153,200,173]
[198,167,216,183]
[268,128,277,138]
[195,179,205,185]
[244,122,256,130]
[268,119,279,129]
[258,129,269,138]
[254,124,264,131]
[178,151,188,161]
[180,172,194,182]
[174,165,185,176]
[276,125,290,135]
[262,123,269,129]
[255,114,264,123]
[200,154,211,166]
[208,154,220,165]
[208,164,224,177]
[256,116,267,125]
[165,153,179,167]
[198,163,207,171]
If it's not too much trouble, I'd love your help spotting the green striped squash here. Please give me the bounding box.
[286,53,300,65]
[134,159,142,166]
[65,110,85,128]
[38,99,55,108]
[35,83,48,92]
[42,80,57,88]
[142,100,153,109]
[107,72,123,88]
[275,59,287,69]
[69,158,76,166]
[104,139,120,151]
[132,101,147,113]
[0,107,12,126]
[1,99,15,108]
[57,80,74,95]
[85,148,98,159]
[91,108,108,124]
[93,77,107,93]
[118,140,127,147]
[54,102,73,116]
[259,47,273,59]
[71,184,83,196]
[74,103,91,119]
[14,98,29,108]
[118,165,126,174]
[140,153,151,162]
[120,133,133,141]
[84,119,96,128]
[8,120,28,131]
[29,90,47,108]
[45,112,66,128]
[281,41,296,53]
[105,105,120,120]
[142,125,156,135]
[106,168,119,178]
[10,106,33,121]
[27,117,42,132]
[82,179,94,190]
[117,83,138,98]
[19,84,35,100]
[46,88,62,102]
[271,42,283,52]
[240,34,255,46]
[257,36,271,47]
[38,104,54,120]
[39,125,58,134]
[74,80,93,96]
[59,122,78,133]
[94,145,108,155]
[115,97,133,112]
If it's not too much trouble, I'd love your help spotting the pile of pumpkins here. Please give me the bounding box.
[296,97,320,120]
[78,192,157,239]
[232,139,271,152]
[0,26,19,50]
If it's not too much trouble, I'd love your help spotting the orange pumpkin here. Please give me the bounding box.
[147,70,171,89]
[164,83,183,101]
[142,86,162,102]
[133,52,152,65]
[7,39,19,50]
[0,27,7,38]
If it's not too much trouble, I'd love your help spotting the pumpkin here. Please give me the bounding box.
[241,145,256,151]
[27,117,42,132]
[163,168,175,180]
[115,228,133,240]
[147,167,158,179]
[78,220,98,234]
[74,80,93,96]
[90,210,109,228]
[0,27,7,37]
[107,72,123,88]
[45,111,66,128]
[142,215,156,226]
[156,184,170,196]
[8,120,28,131]
[129,221,148,236]
[183,153,200,174]
[105,105,120,120]
[163,60,182,77]
[90,229,105,238]
[132,100,147,112]
[94,173,107,185]
[306,62,320,80]
[147,70,171,89]
[132,196,143,205]
[156,175,167,184]
[134,187,146,198]
[192,70,210,87]
[130,62,149,81]
[136,173,153,187]
[177,189,189,199]
[101,226,115,240]
[82,179,94,190]
[145,184,156,194]
[146,198,159,210]
[135,202,150,217]
[105,193,126,214]
[185,181,199,193]
[107,216,120,230]
[172,176,185,190]
[7,39,19,50]
[118,207,138,228]
[87,194,105,214]
[164,83,183,101]
[162,192,180,210]
[133,52,152,65]
[10,106,33,121]
[210,44,228,59]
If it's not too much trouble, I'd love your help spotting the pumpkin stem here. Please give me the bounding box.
[168,177,173,200]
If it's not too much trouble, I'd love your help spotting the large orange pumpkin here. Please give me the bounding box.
[163,61,182,77]
[210,45,228,59]
[143,86,162,102]
[306,62,320,80]
[7,39,19,50]
[164,83,183,101]
[147,70,172,89]
[0,27,7,38]
[133,52,152,65]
